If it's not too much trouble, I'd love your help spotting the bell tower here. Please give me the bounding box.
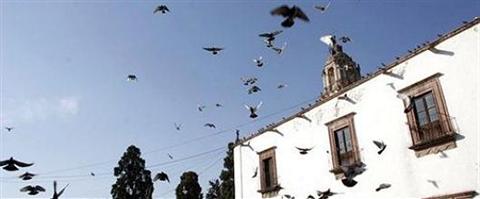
[321,36,361,96]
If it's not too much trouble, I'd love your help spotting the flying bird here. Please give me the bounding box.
[204,123,216,128]
[19,172,36,181]
[20,185,45,195]
[314,1,331,13]
[197,104,206,112]
[277,84,287,89]
[154,172,170,183]
[167,153,174,159]
[340,166,360,187]
[427,179,439,188]
[259,30,283,47]
[307,195,315,199]
[339,36,351,43]
[203,47,224,55]
[252,167,258,178]
[253,56,264,67]
[174,123,182,131]
[270,5,309,28]
[248,85,262,94]
[4,126,13,132]
[241,77,258,86]
[295,147,313,155]
[283,194,294,199]
[153,5,170,14]
[215,103,223,107]
[438,150,448,158]
[127,74,137,82]
[51,181,69,199]
[0,157,34,171]
[245,101,262,119]
[90,172,95,176]
[240,141,255,152]
[375,183,391,192]
[317,188,337,199]
[373,140,387,154]
[272,42,287,55]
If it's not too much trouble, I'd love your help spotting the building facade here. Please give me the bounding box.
[234,18,479,199]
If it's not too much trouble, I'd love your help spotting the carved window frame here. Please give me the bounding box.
[257,147,280,196]
[398,73,455,155]
[325,113,361,174]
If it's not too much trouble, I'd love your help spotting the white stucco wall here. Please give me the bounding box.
[234,21,480,199]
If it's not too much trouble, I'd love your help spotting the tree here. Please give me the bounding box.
[176,171,202,199]
[205,179,220,199]
[206,142,235,199]
[111,145,154,199]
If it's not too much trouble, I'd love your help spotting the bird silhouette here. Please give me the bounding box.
[241,77,258,86]
[340,166,361,187]
[240,141,255,152]
[271,5,309,28]
[252,167,258,178]
[375,183,391,192]
[18,172,36,180]
[20,185,45,195]
[295,147,313,155]
[245,101,262,119]
[90,172,95,176]
[0,157,34,171]
[317,188,337,199]
[167,153,174,159]
[277,84,287,89]
[4,127,13,132]
[314,1,331,13]
[203,47,224,55]
[253,56,264,67]
[307,195,315,199]
[215,103,223,107]
[51,181,69,199]
[339,36,351,43]
[259,30,283,47]
[427,179,439,188]
[248,85,262,94]
[197,104,206,112]
[154,172,170,183]
[272,42,287,55]
[153,5,170,14]
[438,150,448,158]
[127,75,137,82]
[174,123,182,131]
[373,140,387,154]
[204,123,216,128]
[283,194,295,199]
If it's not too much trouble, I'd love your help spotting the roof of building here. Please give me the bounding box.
[235,16,480,147]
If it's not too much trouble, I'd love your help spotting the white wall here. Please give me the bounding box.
[234,22,480,199]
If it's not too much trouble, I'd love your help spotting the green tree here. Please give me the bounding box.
[206,142,235,199]
[176,171,202,199]
[111,145,154,199]
[205,179,220,199]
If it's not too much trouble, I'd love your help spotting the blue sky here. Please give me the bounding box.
[0,0,478,198]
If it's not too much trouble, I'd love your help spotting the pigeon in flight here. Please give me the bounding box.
[0,157,34,171]
[283,194,294,199]
[307,195,315,199]
[339,36,351,43]
[20,185,45,195]
[245,101,262,119]
[90,172,95,176]
[271,5,310,28]
[127,74,137,82]
[19,172,36,181]
[215,103,223,107]
[317,188,337,199]
[253,56,264,67]
[204,123,216,128]
[154,5,170,14]
[427,179,439,188]
[373,140,387,155]
[272,42,287,55]
[154,172,170,183]
[295,147,313,155]
[241,77,258,86]
[252,167,258,178]
[51,181,69,199]
[203,47,224,55]
[197,104,206,112]
[240,141,255,152]
[340,166,359,187]
[259,30,283,47]
[277,84,287,89]
[167,153,174,159]
[375,183,391,192]
[248,85,262,94]
[4,126,13,132]
[174,123,182,131]
[314,1,331,13]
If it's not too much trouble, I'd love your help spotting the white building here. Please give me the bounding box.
[234,18,480,199]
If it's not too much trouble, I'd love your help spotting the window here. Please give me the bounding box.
[399,73,455,154]
[325,113,361,174]
[258,147,280,195]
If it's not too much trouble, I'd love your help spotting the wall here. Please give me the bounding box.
[234,22,480,199]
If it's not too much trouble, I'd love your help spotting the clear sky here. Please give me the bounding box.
[0,0,478,198]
